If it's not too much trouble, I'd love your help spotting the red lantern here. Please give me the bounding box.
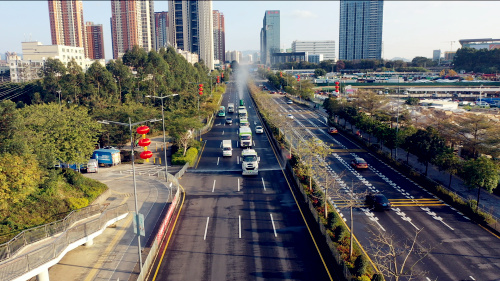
[280,72,283,77]
[140,150,153,159]
[217,76,220,83]
[335,81,340,85]
[136,125,150,135]
[221,72,224,78]
[138,138,151,147]
[199,84,204,95]
[297,75,300,82]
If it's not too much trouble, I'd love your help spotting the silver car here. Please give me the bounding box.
[255,125,264,134]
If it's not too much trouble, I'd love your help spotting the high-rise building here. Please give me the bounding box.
[260,10,280,65]
[85,22,105,60]
[168,0,214,70]
[155,11,168,50]
[292,40,336,61]
[213,10,225,63]
[339,0,383,61]
[111,0,155,59]
[433,50,441,62]
[48,0,88,57]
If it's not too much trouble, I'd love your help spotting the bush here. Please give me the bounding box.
[171,147,198,166]
[66,197,89,209]
[354,254,370,277]
[371,273,385,281]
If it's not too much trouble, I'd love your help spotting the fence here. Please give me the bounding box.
[136,176,182,281]
[0,203,128,281]
[0,204,106,262]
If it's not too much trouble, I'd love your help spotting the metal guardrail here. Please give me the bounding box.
[0,204,105,262]
[0,203,128,281]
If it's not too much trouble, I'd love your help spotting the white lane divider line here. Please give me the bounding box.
[217,157,220,166]
[222,130,225,135]
[204,217,210,240]
[238,178,240,192]
[239,215,242,238]
[237,156,239,165]
[270,213,278,237]
[470,276,476,280]
[212,180,216,192]
[262,177,266,191]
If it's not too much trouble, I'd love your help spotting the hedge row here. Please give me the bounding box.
[171,147,198,166]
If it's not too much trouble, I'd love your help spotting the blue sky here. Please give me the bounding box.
[2,1,500,61]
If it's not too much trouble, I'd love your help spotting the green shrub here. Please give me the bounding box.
[66,197,89,209]
[172,147,198,166]
[358,276,371,281]
[354,254,370,277]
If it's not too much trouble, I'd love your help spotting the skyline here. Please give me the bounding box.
[2,1,500,62]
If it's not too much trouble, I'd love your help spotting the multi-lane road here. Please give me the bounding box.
[276,90,500,280]
[149,74,335,280]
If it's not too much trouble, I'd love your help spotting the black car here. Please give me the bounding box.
[366,193,391,211]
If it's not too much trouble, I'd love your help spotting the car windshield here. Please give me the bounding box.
[241,135,251,140]
[243,155,257,162]
[356,158,367,164]
[223,147,231,151]
[226,118,231,121]
[375,195,389,204]
[256,126,262,130]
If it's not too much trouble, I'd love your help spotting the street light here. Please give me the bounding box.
[97,117,160,271]
[145,93,178,179]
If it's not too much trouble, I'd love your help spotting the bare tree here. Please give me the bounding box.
[368,228,432,281]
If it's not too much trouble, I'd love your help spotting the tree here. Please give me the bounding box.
[434,152,461,188]
[454,114,499,159]
[462,157,499,212]
[0,100,27,154]
[405,97,420,106]
[167,114,203,156]
[0,153,42,210]
[314,68,327,78]
[20,103,101,168]
[369,228,430,281]
[408,127,449,175]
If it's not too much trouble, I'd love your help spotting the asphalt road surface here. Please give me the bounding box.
[274,93,500,281]
[150,74,334,280]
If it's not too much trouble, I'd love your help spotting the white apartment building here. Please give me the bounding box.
[291,40,336,61]
[9,41,103,82]
[176,49,199,65]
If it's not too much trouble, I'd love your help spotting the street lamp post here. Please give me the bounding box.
[145,93,178,179]
[97,117,160,271]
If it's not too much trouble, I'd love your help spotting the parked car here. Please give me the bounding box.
[329,127,338,134]
[255,126,264,134]
[351,157,368,169]
[287,114,294,120]
[287,100,293,104]
[476,101,490,108]
[366,193,391,211]
[226,117,233,124]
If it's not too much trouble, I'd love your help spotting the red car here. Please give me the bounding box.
[329,127,338,134]
[351,157,368,169]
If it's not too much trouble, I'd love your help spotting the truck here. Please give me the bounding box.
[239,127,252,148]
[218,106,226,117]
[238,108,248,122]
[241,148,260,175]
[222,140,232,156]
[239,99,244,106]
[92,148,121,167]
[228,103,235,113]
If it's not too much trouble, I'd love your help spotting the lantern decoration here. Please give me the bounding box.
[335,81,340,93]
[280,71,283,77]
[198,84,204,95]
[221,72,224,78]
[217,76,220,83]
[297,75,300,82]
[136,125,152,162]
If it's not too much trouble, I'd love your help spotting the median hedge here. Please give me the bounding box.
[171,147,198,167]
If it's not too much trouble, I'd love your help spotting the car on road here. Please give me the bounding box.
[287,114,294,120]
[226,117,233,124]
[286,100,293,104]
[475,101,490,108]
[328,127,338,134]
[255,126,264,134]
[351,157,368,169]
[365,193,391,211]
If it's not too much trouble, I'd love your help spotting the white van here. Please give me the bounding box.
[86,159,99,173]
[222,140,232,156]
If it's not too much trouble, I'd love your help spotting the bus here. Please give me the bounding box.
[218,106,226,117]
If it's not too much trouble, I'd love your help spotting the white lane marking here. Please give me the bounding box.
[217,157,220,166]
[220,141,222,148]
[204,217,210,240]
[238,178,240,192]
[237,141,239,148]
[262,177,266,191]
[222,130,225,135]
[212,180,216,192]
[426,278,431,281]
[470,276,476,280]
[270,213,278,237]
[237,156,239,165]
[239,215,242,238]
[253,141,255,146]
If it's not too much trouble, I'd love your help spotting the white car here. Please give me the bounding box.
[287,100,293,104]
[255,125,264,134]
[287,114,294,119]
[476,101,490,108]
